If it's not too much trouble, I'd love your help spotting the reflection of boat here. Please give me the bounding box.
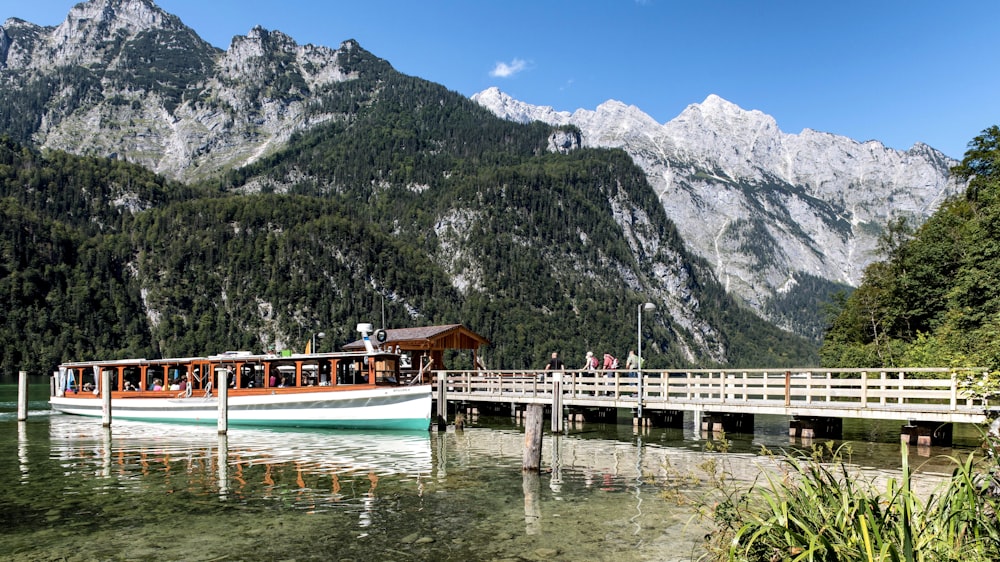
[47,418,434,479]
[49,325,432,431]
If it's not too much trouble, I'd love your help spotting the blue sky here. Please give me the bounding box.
[7,0,1000,160]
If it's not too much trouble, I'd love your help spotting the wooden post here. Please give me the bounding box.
[950,372,958,410]
[101,368,112,427]
[551,374,563,433]
[17,371,28,421]
[436,374,447,430]
[218,375,229,434]
[784,370,791,406]
[523,403,544,472]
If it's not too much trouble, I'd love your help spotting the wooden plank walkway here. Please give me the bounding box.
[431,367,992,424]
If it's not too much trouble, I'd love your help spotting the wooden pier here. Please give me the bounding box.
[432,367,992,446]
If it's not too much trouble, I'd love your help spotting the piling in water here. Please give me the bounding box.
[523,404,543,472]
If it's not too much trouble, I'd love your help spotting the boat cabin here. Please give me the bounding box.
[55,351,401,398]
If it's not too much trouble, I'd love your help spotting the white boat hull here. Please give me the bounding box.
[50,385,432,431]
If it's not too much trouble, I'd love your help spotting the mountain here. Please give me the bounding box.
[0,0,821,375]
[0,0,360,183]
[472,87,963,340]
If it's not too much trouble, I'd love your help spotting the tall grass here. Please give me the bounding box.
[699,442,1000,561]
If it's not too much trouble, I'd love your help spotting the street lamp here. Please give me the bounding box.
[637,302,656,419]
[309,331,325,354]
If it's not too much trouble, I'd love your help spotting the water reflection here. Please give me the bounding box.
[217,433,228,499]
[523,470,541,535]
[632,434,644,537]
[48,418,432,483]
[17,421,27,481]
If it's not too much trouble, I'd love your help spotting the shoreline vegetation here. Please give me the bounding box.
[690,432,1000,561]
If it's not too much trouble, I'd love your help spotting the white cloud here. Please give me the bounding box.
[490,58,527,78]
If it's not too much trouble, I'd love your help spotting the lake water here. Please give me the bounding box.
[0,379,986,561]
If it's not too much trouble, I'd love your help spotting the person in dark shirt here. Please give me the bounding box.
[545,352,564,371]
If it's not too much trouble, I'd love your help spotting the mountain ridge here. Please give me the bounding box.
[472,87,962,338]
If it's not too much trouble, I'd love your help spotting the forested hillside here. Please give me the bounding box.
[0,44,821,377]
[821,126,1000,381]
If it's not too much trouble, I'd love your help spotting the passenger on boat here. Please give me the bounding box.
[152,379,163,391]
[169,378,180,391]
[82,382,94,392]
[123,381,137,391]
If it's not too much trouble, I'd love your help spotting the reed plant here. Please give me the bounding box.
[698,441,1000,561]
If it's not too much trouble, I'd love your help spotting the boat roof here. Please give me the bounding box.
[58,349,393,368]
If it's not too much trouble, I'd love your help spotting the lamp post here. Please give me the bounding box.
[310,331,325,354]
[637,302,656,419]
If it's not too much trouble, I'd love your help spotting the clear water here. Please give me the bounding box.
[0,380,985,561]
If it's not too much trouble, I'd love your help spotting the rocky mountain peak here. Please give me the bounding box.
[39,0,184,69]
[0,0,367,181]
[471,87,570,124]
[474,88,962,339]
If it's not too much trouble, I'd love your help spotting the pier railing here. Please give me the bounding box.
[431,367,993,423]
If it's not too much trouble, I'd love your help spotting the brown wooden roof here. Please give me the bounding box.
[342,324,489,351]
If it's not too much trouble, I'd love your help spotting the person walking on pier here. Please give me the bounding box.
[601,353,618,395]
[625,350,639,378]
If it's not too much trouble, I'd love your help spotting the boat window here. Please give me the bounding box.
[167,367,186,388]
[302,363,319,387]
[218,365,235,389]
[146,366,164,390]
[81,369,96,392]
[121,367,140,391]
[373,357,399,386]
[63,368,80,393]
[240,363,262,389]
[271,363,297,387]
[318,360,332,386]
[336,359,369,385]
[190,364,206,390]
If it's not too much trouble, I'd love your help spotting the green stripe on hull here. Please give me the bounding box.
[110,414,430,431]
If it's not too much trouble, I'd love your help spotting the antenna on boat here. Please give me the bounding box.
[357,323,376,353]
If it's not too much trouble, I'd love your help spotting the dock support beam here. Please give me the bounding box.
[789,416,842,439]
[436,375,447,430]
[217,378,228,434]
[641,409,684,429]
[901,420,952,447]
[702,412,754,434]
[551,374,564,433]
[17,371,28,422]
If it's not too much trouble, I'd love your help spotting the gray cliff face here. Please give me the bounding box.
[472,87,962,338]
[0,0,357,182]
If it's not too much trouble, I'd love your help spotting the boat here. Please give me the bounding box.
[49,324,432,431]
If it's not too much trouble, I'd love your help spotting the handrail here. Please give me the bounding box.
[429,368,992,421]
